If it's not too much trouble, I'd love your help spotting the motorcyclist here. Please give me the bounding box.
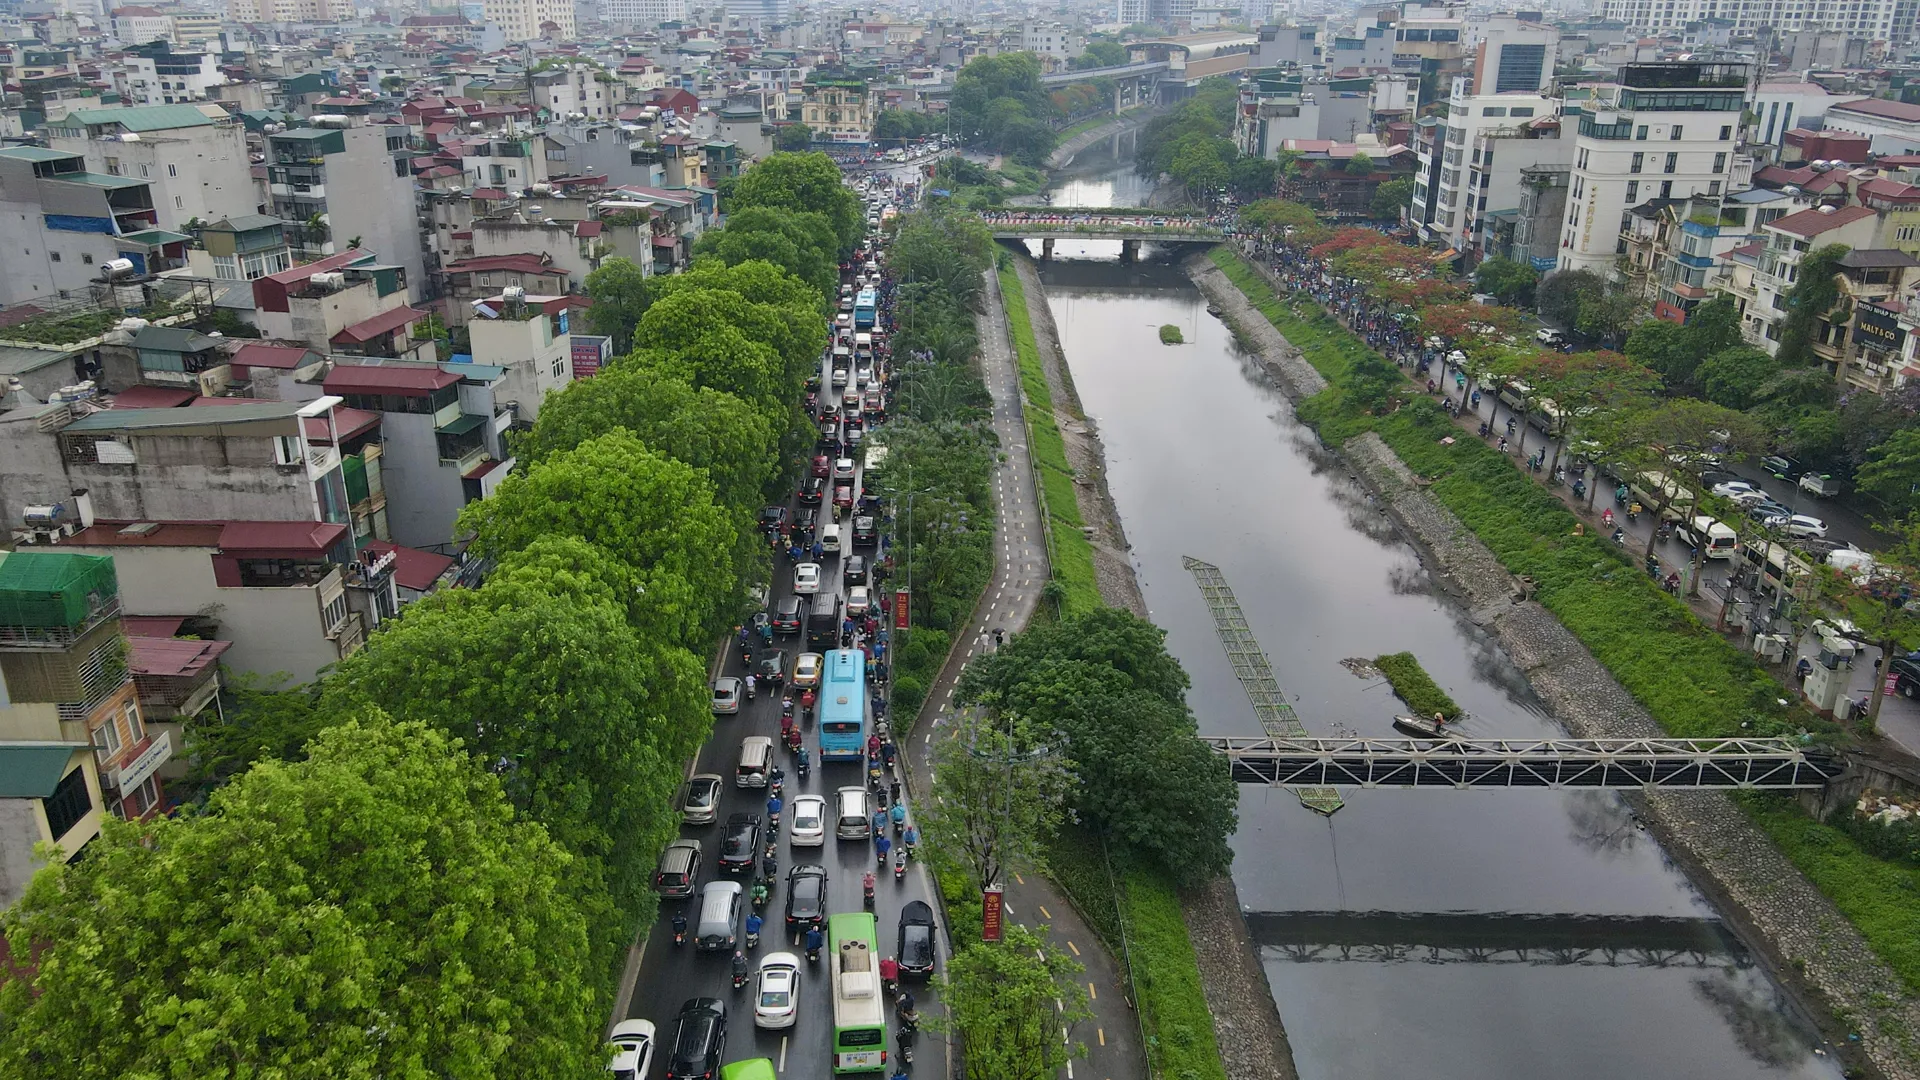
[796,746,811,776]
[767,793,783,824]
[890,801,907,832]
[806,924,824,960]
[744,673,758,700]
[800,688,817,716]
[751,881,769,909]
[903,823,919,857]
[875,832,892,867]
[671,910,688,942]
[745,912,763,948]
[731,950,749,986]
[879,955,901,995]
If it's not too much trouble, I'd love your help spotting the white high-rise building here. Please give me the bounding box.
[1559,62,1747,276]
[482,0,574,41]
[1601,0,1906,41]
[601,0,684,24]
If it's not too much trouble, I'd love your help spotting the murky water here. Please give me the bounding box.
[1022,168,1842,1080]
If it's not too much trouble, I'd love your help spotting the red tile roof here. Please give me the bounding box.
[1857,177,1920,203]
[573,220,602,237]
[128,635,230,678]
[443,254,567,276]
[323,363,460,396]
[1768,204,1878,236]
[217,520,347,555]
[332,305,429,345]
[110,385,195,409]
[230,341,319,371]
[305,406,379,444]
[1831,97,1920,123]
[361,539,456,591]
[121,615,187,637]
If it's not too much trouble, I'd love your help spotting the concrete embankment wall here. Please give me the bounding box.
[1189,250,1920,1080]
[1046,109,1162,170]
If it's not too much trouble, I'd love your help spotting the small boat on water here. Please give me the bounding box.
[1392,714,1459,739]
[1205,304,1223,317]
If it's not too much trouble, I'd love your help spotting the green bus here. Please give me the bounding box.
[719,1060,777,1080]
[826,911,888,1073]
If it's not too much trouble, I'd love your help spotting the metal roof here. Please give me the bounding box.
[206,213,284,232]
[0,744,84,799]
[61,172,150,189]
[0,146,76,163]
[57,103,217,131]
[119,229,193,247]
[65,401,303,431]
[0,344,75,375]
[132,325,219,352]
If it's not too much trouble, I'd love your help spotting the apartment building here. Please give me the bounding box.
[533,62,617,121]
[1601,0,1906,40]
[114,44,222,107]
[264,121,422,293]
[801,74,873,145]
[251,251,431,361]
[480,0,574,42]
[1822,99,1920,156]
[1739,205,1885,353]
[463,291,575,422]
[602,0,686,25]
[45,103,254,231]
[0,146,188,306]
[1559,62,1746,276]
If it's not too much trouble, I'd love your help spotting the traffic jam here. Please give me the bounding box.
[615,180,941,1080]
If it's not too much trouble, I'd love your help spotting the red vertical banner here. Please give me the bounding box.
[981,887,1004,942]
[893,588,911,630]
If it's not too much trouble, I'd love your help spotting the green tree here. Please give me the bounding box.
[1615,399,1763,561]
[176,672,325,802]
[1696,345,1779,410]
[1537,267,1606,329]
[729,151,865,254]
[517,359,778,514]
[1775,243,1850,367]
[582,256,651,353]
[460,431,743,646]
[322,560,708,972]
[1371,178,1415,221]
[1623,317,1697,390]
[1242,198,1329,246]
[1472,256,1539,306]
[692,205,839,304]
[1856,428,1920,517]
[1344,151,1376,175]
[932,924,1090,1080]
[1574,284,1641,347]
[1071,39,1129,69]
[775,122,813,150]
[918,711,1072,889]
[0,715,608,1080]
[1819,519,1920,730]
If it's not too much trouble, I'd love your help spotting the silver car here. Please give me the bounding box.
[682,774,723,826]
[711,676,741,715]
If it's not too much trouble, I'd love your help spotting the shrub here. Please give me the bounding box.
[1374,652,1461,719]
[1159,324,1184,344]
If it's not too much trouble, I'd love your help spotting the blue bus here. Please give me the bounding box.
[818,648,868,762]
[853,289,877,331]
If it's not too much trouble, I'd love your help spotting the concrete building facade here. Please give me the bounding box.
[45,104,255,232]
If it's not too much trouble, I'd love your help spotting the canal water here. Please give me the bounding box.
[1025,160,1842,1080]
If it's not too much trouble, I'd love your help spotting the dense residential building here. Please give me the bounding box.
[801,74,874,145]
[1821,99,1920,156]
[250,250,429,361]
[1599,0,1907,40]
[45,104,254,231]
[481,0,574,43]
[0,146,188,306]
[264,121,422,293]
[1558,62,1746,275]
[1735,205,1885,352]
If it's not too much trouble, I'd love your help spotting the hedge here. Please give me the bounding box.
[1208,244,1920,996]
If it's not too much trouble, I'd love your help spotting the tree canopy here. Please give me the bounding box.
[728,151,864,254]
[692,204,840,304]
[951,53,1060,165]
[0,716,609,1080]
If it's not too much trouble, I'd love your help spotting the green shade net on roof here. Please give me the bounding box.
[0,551,118,629]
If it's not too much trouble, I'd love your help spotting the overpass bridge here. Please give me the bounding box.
[986,211,1224,259]
[1246,910,1749,970]
[1038,61,1169,110]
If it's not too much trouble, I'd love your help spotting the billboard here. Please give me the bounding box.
[893,588,910,630]
[981,887,1004,942]
[571,333,611,380]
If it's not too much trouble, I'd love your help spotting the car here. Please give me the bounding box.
[1761,454,1800,480]
[797,476,825,506]
[852,515,878,548]
[847,426,866,451]
[654,838,702,899]
[897,899,937,978]
[1765,513,1828,539]
[785,863,829,931]
[844,555,868,586]
[833,457,857,481]
[864,389,885,416]
[812,454,832,478]
[665,998,727,1080]
[718,813,762,876]
[754,649,788,686]
[1535,327,1567,346]
[846,585,871,617]
[831,365,849,388]
[794,562,823,594]
[606,1018,656,1080]
[818,419,840,447]
[711,676,741,715]
[842,390,861,412]
[1711,480,1761,500]
[857,363,875,388]
[1746,499,1792,524]
[835,313,852,330]
[754,953,802,1030]
[843,411,864,435]
[1722,488,1773,508]
[1890,656,1920,699]
[793,506,818,532]
[840,296,855,312]
[833,482,855,509]
[789,794,828,846]
[681,773,723,825]
[772,596,806,634]
[759,506,788,533]
[792,652,824,689]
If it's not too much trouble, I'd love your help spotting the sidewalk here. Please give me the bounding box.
[897,262,1146,1080]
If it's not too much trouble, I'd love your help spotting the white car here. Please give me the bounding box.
[1711,480,1761,500]
[793,562,822,595]
[605,1018,656,1080]
[1765,513,1828,539]
[755,952,802,1029]
[845,585,871,617]
[789,794,828,847]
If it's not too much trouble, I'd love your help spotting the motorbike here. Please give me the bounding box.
[1611,527,1626,546]
[863,871,877,910]
[1478,421,1491,438]
[731,966,749,993]
[1614,485,1629,507]
[1627,504,1640,524]
[672,915,687,947]
[797,753,811,782]
[1656,522,1673,542]
[1645,555,1660,579]
[893,849,908,882]
[1572,479,1587,499]
[771,775,784,799]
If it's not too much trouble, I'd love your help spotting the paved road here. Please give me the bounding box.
[895,262,1147,1080]
[624,273,946,1078]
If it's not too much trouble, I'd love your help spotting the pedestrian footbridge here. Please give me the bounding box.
[1246,910,1748,969]
[984,211,1225,250]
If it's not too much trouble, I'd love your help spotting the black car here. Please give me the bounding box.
[897,899,937,978]
[759,506,788,533]
[797,476,825,506]
[793,506,818,531]
[1890,657,1920,699]
[719,813,762,876]
[772,596,806,635]
[1762,455,1800,481]
[851,515,877,548]
[843,555,868,586]
[805,373,821,393]
[785,864,829,931]
[666,998,727,1080]
[755,650,788,686]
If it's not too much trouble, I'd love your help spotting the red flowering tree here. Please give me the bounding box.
[1414,301,1526,355]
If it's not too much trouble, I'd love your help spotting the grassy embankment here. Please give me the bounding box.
[1210,245,1920,995]
[1000,259,1230,1080]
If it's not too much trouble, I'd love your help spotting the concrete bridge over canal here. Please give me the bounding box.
[987,210,1224,260]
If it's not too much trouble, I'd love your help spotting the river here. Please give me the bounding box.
[1025,156,1843,1080]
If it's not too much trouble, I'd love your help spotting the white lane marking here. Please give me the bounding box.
[779,1037,789,1071]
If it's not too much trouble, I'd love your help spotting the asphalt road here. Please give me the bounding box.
[625,262,946,1079]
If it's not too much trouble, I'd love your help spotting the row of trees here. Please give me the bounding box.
[950,52,1116,166]
[1136,79,1277,203]
[0,153,860,1077]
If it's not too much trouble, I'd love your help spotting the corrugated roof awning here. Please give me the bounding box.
[0,744,83,798]
[333,306,429,344]
[436,412,488,435]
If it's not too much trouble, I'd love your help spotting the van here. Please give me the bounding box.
[1679,515,1738,560]
[655,838,703,899]
[736,735,774,788]
[818,522,842,555]
[835,785,871,839]
[695,880,743,951]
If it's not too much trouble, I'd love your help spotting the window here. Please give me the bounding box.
[1664,152,1677,173]
[49,251,60,263]
[94,713,121,758]
[122,702,144,746]
[125,774,159,818]
[1630,152,1643,173]
[1713,152,1726,172]
[1482,106,1507,117]
[1661,180,1673,198]
[104,156,120,174]
[1510,107,1535,118]
[1626,180,1639,201]
[43,766,92,840]
[1720,125,1732,140]
[138,164,149,177]
[1708,180,1721,195]
[1670,125,1683,140]
[167,163,177,177]
[174,196,183,209]
[1494,43,1547,93]
[81,253,92,264]
[1636,125,1648,140]
[274,434,302,465]
[1578,148,1590,169]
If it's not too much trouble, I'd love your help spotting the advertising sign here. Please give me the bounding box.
[1855,305,1906,353]
[571,334,611,380]
[893,588,910,630]
[981,887,1004,942]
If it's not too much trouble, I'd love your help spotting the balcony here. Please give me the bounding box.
[1620,63,1747,90]
[235,560,339,589]
[1579,117,1635,140]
